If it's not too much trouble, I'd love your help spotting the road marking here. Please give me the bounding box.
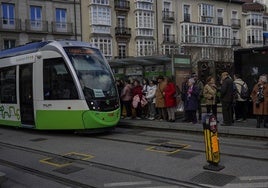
[104,181,151,187]
[239,176,268,181]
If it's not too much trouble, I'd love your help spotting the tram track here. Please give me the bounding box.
[93,128,268,162]
[0,141,206,188]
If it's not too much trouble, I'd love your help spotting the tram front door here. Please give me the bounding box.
[19,64,35,126]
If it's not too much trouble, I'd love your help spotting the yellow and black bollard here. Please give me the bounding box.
[203,114,225,171]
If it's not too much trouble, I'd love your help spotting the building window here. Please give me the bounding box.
[1,3,15,28]
[3,39,15,49]
[136,39,155,56]
[183,4,191,22]
[217,9,223,25]
[91,5,111,26]
[30,6,42,29]
[135,1,153,11]
[246,14,263,26]
[118,43,126,58]
[91,37,112,59]
[135,11,154,29]
[246,29,263,44]
[0,66,16,104]
[55,8,67,31]
[199,4,214,23]
[92,0,109,5]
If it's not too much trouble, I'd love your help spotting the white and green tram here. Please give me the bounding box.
[0,40,120,130]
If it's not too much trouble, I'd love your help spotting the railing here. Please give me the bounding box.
[25,19,48,33]
[114,0,130,11]
[115,27,131,36]
[163,34,175,43]
[231,19,241,28]
[0,17,21,31]
[232,39,241,46]
[52,21,73,35]
[162,10,175,22]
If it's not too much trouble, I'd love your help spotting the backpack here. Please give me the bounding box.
[238,82,249,100]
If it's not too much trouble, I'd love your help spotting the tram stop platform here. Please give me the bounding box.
[118,114,268,139]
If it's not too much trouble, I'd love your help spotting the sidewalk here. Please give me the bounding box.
[118,114,268,138]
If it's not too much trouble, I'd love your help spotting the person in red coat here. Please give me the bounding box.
[132,79,143,119]
[163,77,177,122]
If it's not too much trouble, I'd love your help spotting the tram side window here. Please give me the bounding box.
[43,57,78,100]
[0,67,17,103]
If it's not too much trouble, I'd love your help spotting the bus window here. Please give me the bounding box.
[43,57,78,100]
[0,67,16,103]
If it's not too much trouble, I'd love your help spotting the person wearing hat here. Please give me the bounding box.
[251,74,268,128]
[220,72,234,126]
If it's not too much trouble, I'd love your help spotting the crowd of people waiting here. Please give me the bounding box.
[116,72,268,128]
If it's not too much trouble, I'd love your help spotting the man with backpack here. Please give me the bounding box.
[234,74,249,122]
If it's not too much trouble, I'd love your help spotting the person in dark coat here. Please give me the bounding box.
[184,78,199,124]
[220,72,234,126]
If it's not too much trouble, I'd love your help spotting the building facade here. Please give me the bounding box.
[0,0,81,49]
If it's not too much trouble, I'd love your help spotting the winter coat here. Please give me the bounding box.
[164,82,177,108]
[234,78,248,102]
[146,85,156,103]
[132,85,143,100]
[121,84,132,101]
[220,76,234,103]
[155,82,167,108]
[251,83,268,115]
[203,84,217,105]
[184,85,199,111]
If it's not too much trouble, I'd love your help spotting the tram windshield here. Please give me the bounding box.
[65,47,117,100]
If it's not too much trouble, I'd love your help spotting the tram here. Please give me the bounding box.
[0,40,120,130]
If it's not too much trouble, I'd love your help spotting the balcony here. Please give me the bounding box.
[115,27,131,41]
[0,18,21,32]
[25,19,48,33]
[181,35,231,46]
[162,11,175,23]
[231,19,241,29]
[246,20,263,27]
[163,34,175,44]
[114,0,130,12]
[232,39,241,46]
[52,21,73,35]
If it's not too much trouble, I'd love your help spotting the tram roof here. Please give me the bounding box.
[109,55,171,67]
[0,41,51,59]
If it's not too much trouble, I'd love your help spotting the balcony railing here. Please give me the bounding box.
[246,40,263,44]
[0,17,21,31]
[25,19,48,33]
[163,34,175,43]
[52,21,73,35]
[232,39,241,46]
[115,27,131,37]
[114,0,130,11]
[162,11,175,22]
[231,18,241,28]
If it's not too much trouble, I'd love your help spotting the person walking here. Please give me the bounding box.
[184,78,199,124]
[220,72,234,126]
[163,77,177,122]
[233,74,249,122]
[120,79,133,119]
[203,76,218,120]
[155,75,167,121]
[146,80,157,120]
[251,74,268,128]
